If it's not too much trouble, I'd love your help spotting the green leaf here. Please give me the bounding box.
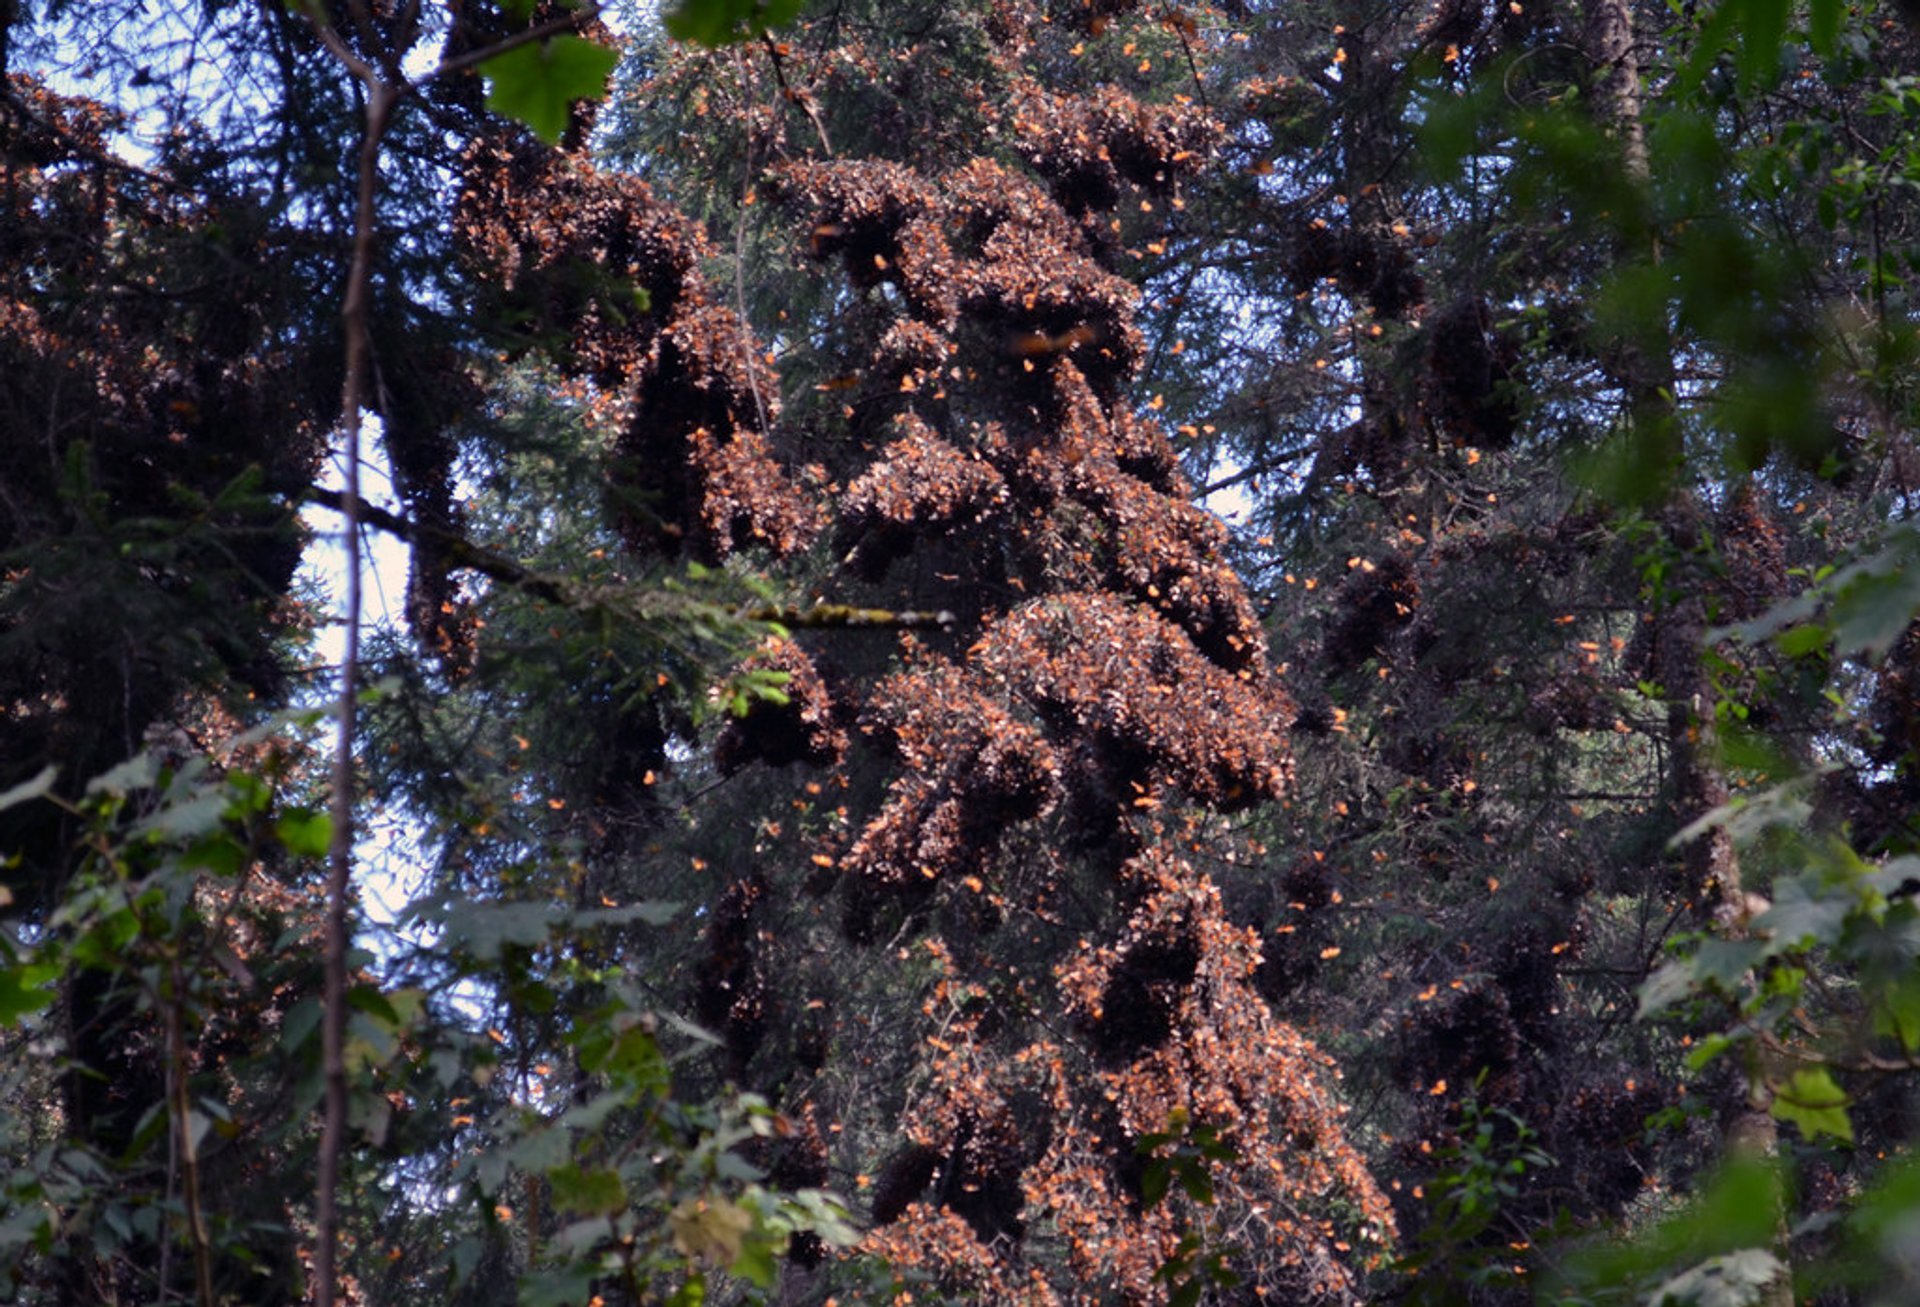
[0,959,60,1025]
[481,36,618,144]
[0,765,55,814]
[1686,1031,1737,1072]
[1735,0,1789,89]
[1690,937,1769,991]
[1821,528,1920,660]
[1753,876,1851,950]
[1772,1066,1852,1142]
[1772,623,1829,658]
[1639,959,1698,1017]
[548,1162,626,1217]
[142,788,229,841]
[1873,973,1920,1053]
[1176,1158,1215,1205]
[1140,1158,1172,1208]
[573,900,680,929]
[1808,0,1841,53]
[731,1228,780,1289]
[279,997,324,1056]
[519,1266,598,1307]
[431,900,555,960]
[86,753,159,797]
[180,835,244,878]
[275,808,332,859]
[663,0,804,47]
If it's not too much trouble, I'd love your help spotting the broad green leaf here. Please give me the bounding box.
[1690,937,1769,991]
[1176,1157,1215,1205]
[1685,1031,1736,1072]
[280,996,322,1052]
[1831,566,1920,661]
[432,900,555,960]
[1873,973,1920,1053]
[0,765,55,813]
[86,753,159,797]
[663,0,804,47]
[1771,623,1829,658]
[1140,1158,1172,1208]
[548,1162,626,1217]
[503,1123,572,1174]
[574,900,680,928]
[1864,854,1920,901]
[180,835,244,878]
[518,1266,598,1307]
[0,959,60,1024]
[448,1235,485,1286]
[1639,959,1698,1017]
[1821,527,1920,660]
[731,1225,780,1288]
[144,787,229,840]
[785,1189,861,1248]
[481,36,618,144]
[1721,589,1818,647]
[714,1150,764,1183]
[1735,0,1790,89]
[1753,876,1851,949]
[1808,0,1841,53]
[1772,1066,1851,1142]
[275,808,332,858]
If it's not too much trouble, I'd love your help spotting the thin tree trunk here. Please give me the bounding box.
[314,59,395,1307]
[1583,3,1791,1301]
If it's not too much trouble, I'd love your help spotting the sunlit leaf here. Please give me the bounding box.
[275,808,332,858]
[0,959,60,1025]
[1772,1066,1851,1142]
[481,36,618,144]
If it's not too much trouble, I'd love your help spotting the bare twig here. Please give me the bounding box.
[164,956,216,1307]
[761,31,832,156]
[298,5,399,1299]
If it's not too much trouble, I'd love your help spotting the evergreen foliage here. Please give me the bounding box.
[5,1,1920,1305]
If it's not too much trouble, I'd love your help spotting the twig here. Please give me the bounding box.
[298,5,399,1300]
[1162,4,1211,112]
[429,5,605,83]
[761,32,832,156]
[165,956,217,1307]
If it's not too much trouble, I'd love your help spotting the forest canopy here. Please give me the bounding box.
[5,1,1920,1305]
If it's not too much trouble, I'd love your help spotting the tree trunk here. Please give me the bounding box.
[1583,2,1791,1302]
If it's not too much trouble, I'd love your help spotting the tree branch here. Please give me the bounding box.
[297,4,398,1300]
[300,487,954,629]
[428,4,605,83]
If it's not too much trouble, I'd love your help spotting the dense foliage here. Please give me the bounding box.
[6,1,1920,1305]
